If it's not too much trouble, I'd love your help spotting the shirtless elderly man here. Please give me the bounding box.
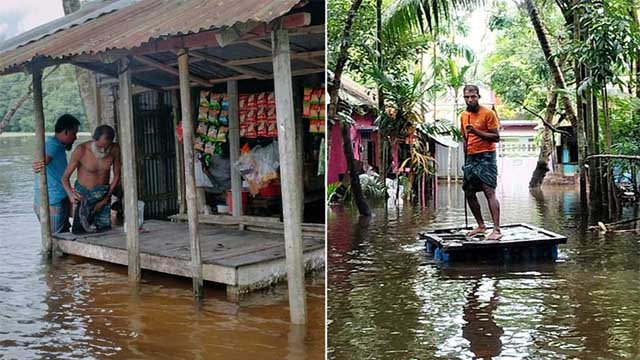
[62,125,120,233]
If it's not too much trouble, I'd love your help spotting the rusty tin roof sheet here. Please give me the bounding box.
[0,0,300,73]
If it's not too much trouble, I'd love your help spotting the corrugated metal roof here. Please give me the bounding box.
[0,0,301,74]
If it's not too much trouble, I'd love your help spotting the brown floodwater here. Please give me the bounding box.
[0,135,325,359]
[328,157,640,359]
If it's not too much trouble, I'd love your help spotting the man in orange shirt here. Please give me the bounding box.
[460,85,502,240]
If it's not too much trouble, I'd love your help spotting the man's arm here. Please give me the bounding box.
[33,155,53,173]
[94,145,121,212]
[62,146,83,203]
[466,126,500,142]
[108,144,121,196]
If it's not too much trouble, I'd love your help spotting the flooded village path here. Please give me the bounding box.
[0,135,325,360]
[328,157,640,359]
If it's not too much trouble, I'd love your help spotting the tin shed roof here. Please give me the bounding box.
[0,0,301,74]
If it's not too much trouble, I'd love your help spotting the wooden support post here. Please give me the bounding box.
[171,90,186,214]
[177,49,204,299]
[118,57,141,284]
[228,80,243,218]
[272,29,307,324]
[32,67,52,257]
[293,78,305,219]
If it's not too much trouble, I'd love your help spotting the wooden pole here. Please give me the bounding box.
[118,57,141,283]
[272,29,307,324]
[32,67,52,257]
[171,90,186,214]
[228,80,243,218]
[293,78,305,219]
[177,49,204,299]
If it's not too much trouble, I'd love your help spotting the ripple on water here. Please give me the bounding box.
[328,176,640,360]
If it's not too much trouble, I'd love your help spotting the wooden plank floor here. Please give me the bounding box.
[53,220,325,299]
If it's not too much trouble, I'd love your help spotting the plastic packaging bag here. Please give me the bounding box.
[234,141,280,195]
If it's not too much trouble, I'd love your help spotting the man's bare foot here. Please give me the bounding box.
[486,229,503,241]
[466,226,486,238]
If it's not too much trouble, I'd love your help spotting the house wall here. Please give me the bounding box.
[327,112,376,184]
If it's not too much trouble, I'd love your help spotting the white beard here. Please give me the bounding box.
[91,141,110,159]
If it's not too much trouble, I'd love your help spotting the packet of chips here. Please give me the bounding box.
[207,126,218,139]
[204,141,215,155]
[196,123,209,136]
[194,137,205,152]
[216,126,228,142]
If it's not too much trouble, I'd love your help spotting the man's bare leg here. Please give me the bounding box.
[482,183,502,240]
[465,190,486,237]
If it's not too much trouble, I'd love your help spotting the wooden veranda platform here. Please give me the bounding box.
[419,223,567,263]
[53,220,324,300]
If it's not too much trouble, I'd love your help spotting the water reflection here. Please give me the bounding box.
[328,157,640,360]
[461,279,503,359]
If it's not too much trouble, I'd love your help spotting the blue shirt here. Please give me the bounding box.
[34,136,68,206]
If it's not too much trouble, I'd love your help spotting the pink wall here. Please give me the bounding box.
[327,113,375,184]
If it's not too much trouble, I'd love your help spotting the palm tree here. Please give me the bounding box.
[522,0,588,200]
[382,0,485,38]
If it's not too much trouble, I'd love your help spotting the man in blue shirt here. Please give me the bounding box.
[33,114,80,233]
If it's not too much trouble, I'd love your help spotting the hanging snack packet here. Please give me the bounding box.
[196,122,209,136]
[194,137,205,152]
[216,126,228,142]
[267,92,275,107]
[221,93,229,111]
[247,93,258,110]
[267,119,278,138]
[204,141,215,155]
[239,94,249,110]
[199,91,210,108]
[207,126,218,139]
[208,108,220,124]
[256,120,267,137]
[240,123,248,137]
[257,92,267,108]
[245,123,257,138]
[304,87,313,102]
[218,110,229,126]
[303,102,312,117]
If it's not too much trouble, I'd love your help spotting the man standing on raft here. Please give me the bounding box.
[460,85,502,241]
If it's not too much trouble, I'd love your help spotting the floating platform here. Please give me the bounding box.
[419,223,567,263]
[53,220,324,300]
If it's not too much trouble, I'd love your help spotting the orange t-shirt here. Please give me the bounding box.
[460,105,500,155]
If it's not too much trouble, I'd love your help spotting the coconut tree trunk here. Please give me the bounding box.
[525,0,587,201]
[529,90,558,188]
[328,0,370,216]
[63,0,99,130]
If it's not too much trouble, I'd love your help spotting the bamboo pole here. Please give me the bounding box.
[118,57,141,283]
[228,80,242,218]
[171,90,186,214]
[32,67,52,257]
[177,49,203,299]
[272,29,307,324]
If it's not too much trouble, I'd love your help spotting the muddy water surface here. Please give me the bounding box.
[0,135,324,360]
[328,158,640,359]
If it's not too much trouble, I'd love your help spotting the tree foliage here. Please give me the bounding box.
[0,65,87,132]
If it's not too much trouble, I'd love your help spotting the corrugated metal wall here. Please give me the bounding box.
[133,91,179,220]
[435,143,464,179]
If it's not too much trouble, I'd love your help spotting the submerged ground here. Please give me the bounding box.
[328,157,640,360]
[0,135,325,359]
